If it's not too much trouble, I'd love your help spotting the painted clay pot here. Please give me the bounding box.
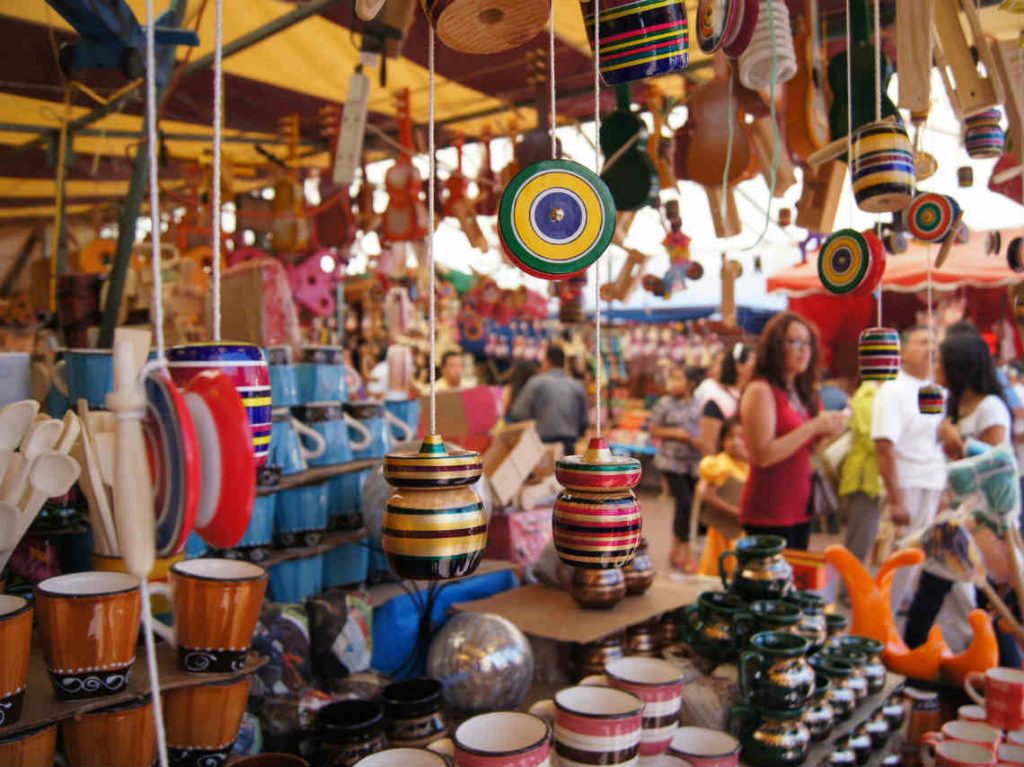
[828,635,887,695]
[380,677,448,748]
[626,621,660,657]
[739,631,815,712]
[164,675,252,766]
[315,699,387,767]
[720,535,794,601]
[825,613,849,639]
[571,634,627,680]
[681,591,750,663]
[850,121,916,213]
[808,655,858,721]
[581,0,690,85]
[622,537,655,595]
[749,599,804,639]
[571,567,627,610]
[818,647,869,702]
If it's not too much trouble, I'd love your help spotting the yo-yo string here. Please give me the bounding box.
[550,0,557,159]
[873,0,881,123]
[428,27,437,435]
[211,0,223,341]
[745,0,780,250]
[143,9,170,765]
[846,0,854,231]
[593,0,603,438]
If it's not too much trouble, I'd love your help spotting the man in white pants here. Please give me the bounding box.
[872,326,946,612]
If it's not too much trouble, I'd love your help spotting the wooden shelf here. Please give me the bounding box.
[4,643,266,738]
[256,458,381,496]
[261,528,368,567]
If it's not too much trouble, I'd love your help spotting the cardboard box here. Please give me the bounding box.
[529,442,563,481]
[785,549,829,592]
[482,421,545,507]
[483,508,552,569]
[421,385,502,439]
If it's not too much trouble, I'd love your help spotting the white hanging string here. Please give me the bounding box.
[845,0,854,231]
[873,0,881,124]
[211,0,223,341]
[428,28,437,435]
[592,0,603,438]
[744,0,780,250]
[549,0,557,159]
[143,7,170,765]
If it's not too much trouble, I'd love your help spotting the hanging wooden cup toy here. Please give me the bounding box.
[553,437,642,570]
[858,327,900,382]
[918,384,945,415]
[963,109,1005,159]
[381,434,487,580]
[817,229,884,296]
[499,160,616,281]
[421,0,549,55]
[581,0,690,85]
[849,121,916,214]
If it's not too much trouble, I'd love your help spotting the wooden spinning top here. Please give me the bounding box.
[555,437,642,492]
[918,384,945,415]
[858,327,900,382]
[553,489,642,570]
[381,435,487,580]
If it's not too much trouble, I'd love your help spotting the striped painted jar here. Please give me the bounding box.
[581,0,690,85]
[918,384,945,415]
[964,109,1005,159]
[530,685,644,767]
[166,343,272,467]
[553,490,642,570]
[850,121,915,214]
[382,436,487,580]
[858,327,900,382]
[556,438,642,493]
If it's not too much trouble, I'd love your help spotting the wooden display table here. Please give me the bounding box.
[256,458,380,496]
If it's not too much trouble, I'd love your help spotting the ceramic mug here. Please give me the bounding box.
[681,591,750,663]
[381,677,448,749]
[227,493,276,563]
[0,594,31,727]
[384,398,422,443]
[345,402,395,460]
[300,401,371,466]
[355,749,449,767]
[231,756,308,767]
[719,535,794,601]
[581,657,684,757]
[667,726,740,767]
[739,631,815,712]
[267,346,300,407]
[61,695,156,766]
[269,554,323,603]
[921,721,1003,753]
[997,743,1024,767]
[730,705,811,767]
[52,348,113,410]
[965,667,1024,733]
[0,352,31,407]
[959,705,987,723]
[748,600,803,636]
[0,723,57,767]
[428,711,551,767]
[327,471,365,532]
[268,407,326,475]
[530,685,644,767]
[920,741,996,767]
[296,345,348,402]
[1008,730,1024,746]
[316,699,387,767]
[34,571,141,700]
[150,558,267,673]
[275,483,329,548]
[164,674,252,767]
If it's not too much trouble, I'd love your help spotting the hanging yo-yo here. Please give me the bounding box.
[858,327,900,382]
[817,229,885,296]
[381,434,487,580]
[918,384,945,415]
[849,122,916,214]
[552,437,642,569]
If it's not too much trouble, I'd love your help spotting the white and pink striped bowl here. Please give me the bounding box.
[531,685,644,767]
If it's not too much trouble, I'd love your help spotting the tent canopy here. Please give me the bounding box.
[766,230,1023,297]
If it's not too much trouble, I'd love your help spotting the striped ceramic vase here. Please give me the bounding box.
[857,327,900,382]
[381,435,487,580]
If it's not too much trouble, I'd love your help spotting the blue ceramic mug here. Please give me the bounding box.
[322,542,370,589]
[267,346,301,408]
[344,402,393,460]
[296,346,348,403]
[225,494,276,563]
[269,554,324,604]
[0,352,31,407]
[52,349,114,410]
[327,472,364,532]
[268,408,327,476]
[275,483,328,549]
[300,402,371,466]
[383,399,420,444]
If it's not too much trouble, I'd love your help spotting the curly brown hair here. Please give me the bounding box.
[753,312,821,416]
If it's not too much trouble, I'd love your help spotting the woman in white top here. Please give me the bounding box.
[697,342,756,456]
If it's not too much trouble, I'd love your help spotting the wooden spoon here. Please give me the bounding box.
[1,419,62,504]
[0,400,40,489]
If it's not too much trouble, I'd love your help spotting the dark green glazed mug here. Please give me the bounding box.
[739,631,814,712]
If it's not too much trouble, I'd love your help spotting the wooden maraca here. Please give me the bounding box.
[553,437,642,570]
[381,434,487,580]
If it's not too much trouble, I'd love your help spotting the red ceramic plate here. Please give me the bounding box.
[183,371,255,549]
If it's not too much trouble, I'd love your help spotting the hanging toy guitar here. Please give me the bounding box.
[268,114,310,252]
[600,84,659,212]
[314,104,357,249]
[382,89,428,243]
[443,133,487,251]
[474,125,499,217]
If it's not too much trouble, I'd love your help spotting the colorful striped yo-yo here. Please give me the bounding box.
[381,435,487,580]
[858,327,900,382]
[918,384,945,415]
[963,109,1005,159]
[553,437,643,569]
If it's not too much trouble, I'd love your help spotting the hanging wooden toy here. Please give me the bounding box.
[421,0,549,55]
[817,228,884,296]
[858,327,900,381]
[963,109,1006,159]
[382,89,429,243]
[907,192,963,268]
[1008,237,1024,273]
[382,434,487,580]
[850,121,916,213]
[918,385,945,415]
[737,0,796,91]
[581,0,689,85]
[553,437,642,569]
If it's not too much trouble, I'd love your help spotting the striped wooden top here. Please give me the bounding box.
[384,434,482,488]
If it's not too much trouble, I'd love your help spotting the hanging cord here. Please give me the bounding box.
[143,9,170,766]
[593,0,603,438]
[872,0,883,327]
[845,0,854,230]
[428,27,437,435]
[720,68,735,226]
[549,0,557,159]
[744,0,779,250]
[211,0,223,341]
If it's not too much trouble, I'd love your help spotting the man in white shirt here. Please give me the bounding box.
[872,325,946,611]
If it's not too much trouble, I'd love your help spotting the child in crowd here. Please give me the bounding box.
[650,367,705,572]
[697,418,750,577]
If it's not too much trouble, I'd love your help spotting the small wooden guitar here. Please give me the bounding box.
[600,84,658,212]
[270,114,310,252]
[382,89,428,242]
[475,125,499,216]
[443,134,487,251]
[643,83,676,190]
[784,0,830,162]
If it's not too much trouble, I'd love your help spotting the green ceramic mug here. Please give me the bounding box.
[719,536,794,601]
[748,600,803,638]
[739,631,814,712]
[731,704,810,767]
[682,591,752,662]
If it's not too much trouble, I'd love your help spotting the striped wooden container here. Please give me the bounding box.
[581,0,690,85]
[917,384,945,415]
[858,327,900,382]
[421,0,549,55]
[964,109,1005,159]
[553,489,642,570]
[556,437,642,493]
[382,436,487,580]
[850,122,915,214]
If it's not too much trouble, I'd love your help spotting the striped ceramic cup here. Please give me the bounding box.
[530,685,644,767]
[581,657,684,757]
[428,710,551,766]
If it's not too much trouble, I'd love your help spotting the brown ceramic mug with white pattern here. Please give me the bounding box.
[0,594,32,726]
[164,674,252,766]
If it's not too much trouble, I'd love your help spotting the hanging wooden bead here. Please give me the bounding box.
[553,438,642,570]
[918,384,945,415]
[381,435,487,580]
[421,0,550,55]
[958,167,974,187]
[963,109,1006,159]
[582,0,690,85]
[849,122,916,214]
[883,228,907,255]
[858,327,900,382]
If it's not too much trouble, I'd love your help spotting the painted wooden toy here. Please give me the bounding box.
[918,384,945,415]
[421,0,549,55]
[958,167,974,187]
[850,122,916,213]
[382,435,487,580]
[1009,237,1024,273]
[818,229,884,296]
[964,109,1006,159]
[858,328,900,382]
[696,0,738,54]
[907,193,960,243]
[556,437,642,493]
[499,160,616,281]
[581,0,690,85]
[166,343,272,468]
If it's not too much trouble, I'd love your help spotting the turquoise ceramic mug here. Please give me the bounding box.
[52,349,114,410]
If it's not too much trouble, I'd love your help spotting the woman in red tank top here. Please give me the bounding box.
[739,313,848,550]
